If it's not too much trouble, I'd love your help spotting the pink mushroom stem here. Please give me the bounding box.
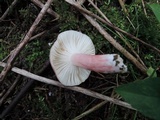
[71,53,127,73]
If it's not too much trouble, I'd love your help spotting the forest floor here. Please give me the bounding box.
[0,0,160,120]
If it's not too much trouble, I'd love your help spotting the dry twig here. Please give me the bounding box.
[0,90,5,98]
[30,30,47,41]
[118,0,135,29]
[0,75,21,106]
[141,0,147,16]
[118,0,129,16]
[0,0,19,21]
[0,61,135,110]
[31,0,60,20]
[72,101,107,120]
[0,0,53,84]
[65,0,147,74]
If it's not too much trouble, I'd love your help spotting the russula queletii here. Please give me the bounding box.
[49,30,127,86]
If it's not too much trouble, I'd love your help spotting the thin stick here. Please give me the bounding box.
[118,0,135,29]
[72,101,107,120]
[88,0,146,67]
[0,90,6,98]
[141,0,147,16]
[0,75,20,106]
[0,0,19,21]
[30,30,46,41]
[88,0,110,23]
[0,61,135,110]
[118,0,129,16]
[31,0,59,20]
[65,0,160,54]
[0,0,53,84]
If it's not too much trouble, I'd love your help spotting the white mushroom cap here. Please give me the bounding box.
[49,30,95,86]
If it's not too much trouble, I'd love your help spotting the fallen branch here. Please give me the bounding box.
[31,0,59,20]
[65,0,147,74]
[0,75,20,106]
[0,0,19,21]
[0,0,53,84]
[0,90,5,98]
[30,30,47,41]
[0,61,135,110]
[65,0,160,54]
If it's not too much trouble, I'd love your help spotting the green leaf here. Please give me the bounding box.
[146,67,157,77]
[149,3,160,23]
[116,77,160,120]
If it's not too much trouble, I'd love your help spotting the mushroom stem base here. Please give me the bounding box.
[71,54,127,73]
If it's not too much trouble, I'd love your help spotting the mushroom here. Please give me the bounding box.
[49,30,127,86]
